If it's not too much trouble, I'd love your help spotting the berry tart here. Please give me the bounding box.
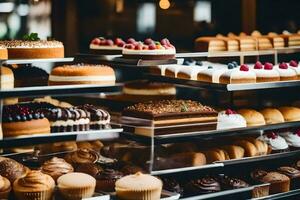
[122,38,176,60]
[2,103,50,138]
[275,62,297,81]
[49,64,115,86]
[252,62,280,82]
[257,132,289,154]
[0,45,8,59]
[217,109,247,130]
[0,33,64,59]
[90,37,126,55]
[219,64,256,84]
[288,60,300,79]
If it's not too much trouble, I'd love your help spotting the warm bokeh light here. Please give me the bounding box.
[159,0,170,10]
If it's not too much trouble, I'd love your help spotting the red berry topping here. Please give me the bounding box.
[290,60,298,67]
[127,38,136,44]
[161,38,170,45]
[240,64,249,71]
[266,132,278,139]
[225,109,237,115]
[149,44,156,50]
[117,41,125,47]
[254,61,263,69]
[279,62,288,69]
[125,44,135,49]
[100,39,107,45]
[114,38,123,45]
[264,62,273,70]
[92,38,101,45]
[142,45,149,50]
[144,38,153,45]
[105,39,114,46]
[295,129,300,137]
[135,43,143,50]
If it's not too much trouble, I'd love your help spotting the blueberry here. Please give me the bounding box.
[34,113,40,119]
[228,63,235,69]
[21,116,27,121]
[15,115,21,121]
[232,61,238,67]
[208,66,213,69]
[196,61,203,66]
[28,114,33,120]
[40,113,44,118]
[7,117,13,122]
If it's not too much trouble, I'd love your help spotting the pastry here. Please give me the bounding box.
[251,169,269,183]
[278,106,300,122]
[234,140,257,157]
[0,45,8,59]
[149,65,168,75]
[95,169,123,192]
[219,64,256,84]
[13,170,55,200]
[219,176,249,189]
[12,65,49,87]
[90,37,125,55]
[221,145,244,159]
[252,62,280,82]
[2,103,50,138]
[260,108,285,124]
[57,172,96,200]
[244,137,268,156]
[177,65,207,80]
[261,172,290,194]
[217,109,247,130]
[280,129,300,150]
[266,33,285,48]
[216,35,239,51]
[167,152,207,168]
[237,109,266,126]
[64,148,100,167]
[40,157,74,182]
[164,65,184,78]
[288,60,300,79]
[39,107,90,132]
[161,177,182,194]
[257,132,289,154]
[203,148,229,163]
[49,64,116,85]
[37,141,77,154]
[115,172,162,200]
[1,66,18,105]
[122,100,218,136]
[280,33,300,47]
[195,37,226,52]
[76,104,111,129]
[76,163,103,177]
[254,36,273,50]
[0,175,11,199]
[0,36,64,59]
[122,38,176,60]
[197,65,228,83]
[277,166,300,189]
[275,62,298,81]
[184,177,221,196]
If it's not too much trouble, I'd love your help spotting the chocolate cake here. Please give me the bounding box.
[184,177,221,196]
[12,65,49,87]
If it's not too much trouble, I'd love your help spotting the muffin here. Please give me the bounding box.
[219,176,249,189]
[40,157,74,182]
[277,166,300,189]
[64,148,100,167]
[0,157,30,183]
[13,170,55,200]
[250,169,270,198]
[57,172,96,200]
[261,172,290,194]
[76,163,103,177]
[184,177,221,196]
[115,172,162,200]
[95,169,123,192]
[0,175,11,199]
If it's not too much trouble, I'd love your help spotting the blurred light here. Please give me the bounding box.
[17,4,29,16]
[0,2,14,13]
[137,3,156,33]
[116,0,124,13]
[159,0,170,10]
[194,1,212,22]
[0,23,7,38]
[8,13,21,38]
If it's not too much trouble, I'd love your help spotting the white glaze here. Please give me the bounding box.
[274,65,297,77]
[252,68,280,78]
[280,131,300,148]
[220,68,256,82]
[217,111,247,130]
[257,134,289,150]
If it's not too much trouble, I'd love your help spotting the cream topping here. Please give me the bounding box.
[280,131,300,147]
[252,68,280,78]
[257,134,289,150]
[49,75,116,82]
[50,118,90,127]
[122,48,176,55]
[220,68,256,80]
[274,66,297,77]
[217,111,247,130]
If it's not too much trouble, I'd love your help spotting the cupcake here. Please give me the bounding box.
[184,177,221,196]
[95,169,123,192]
[257,132,289,153]
[13,170,55,200]
[277,166,300,189]
[76,163,103,177]
[121,164,145,175]
[57,172,96,200]
[219,176,249,190]
[40,157,74,182]
[64,148,100,167]
[279,129,300,150]
[260,172,290,194]
[0,157,30,183]
[0,175,11,199]
[115,172,162,200]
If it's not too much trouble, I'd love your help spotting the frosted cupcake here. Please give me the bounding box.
[280,129,300,150]
[217,109,247,130]
[115,172,162,200]
[257,132,289,154]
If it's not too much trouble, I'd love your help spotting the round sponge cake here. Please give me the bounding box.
[49,64,116,86]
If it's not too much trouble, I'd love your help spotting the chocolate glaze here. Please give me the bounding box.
[96,169,123,180]
[278,166,300,178]
[184,177,221,196]
[77,104,110,122]
[76,163,103,177]
[251,169,268,182]
[219,176,249,189]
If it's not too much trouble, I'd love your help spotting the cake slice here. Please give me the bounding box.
[195,37,226,52]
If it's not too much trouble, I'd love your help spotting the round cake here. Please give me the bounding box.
[2,103,51,138]
[0,40,64,59]
[49,64,116,86]
[217,109,247,130]
[122,38,176,60]
[90,37,126,55]
[0,45,8,59]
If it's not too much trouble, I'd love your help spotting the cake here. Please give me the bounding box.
[164,65,184,78]
[161,178,182,194]
[233,36,257,51]
[49,64,116,86]
[0,157,29,183]
[122,100,218,136]
[115,172,162,200]
[95,169,123,192]
[216,35,239,51]
[260,108,285,124]
[275,62,297,81]
[1,66,18,105]
[280,33,300,47]
[121,165,145,176]
[177,65,207,80]
[76,104,111,129]
[260,172,290,194]
[195,37,226,52]
[2,103,50,137]
[122,38,176,60]
[12,65,49,87]
[0,45,8,59]
[33,96,73,108]
[237,109,266,126]
[90,37,125,55]
[40,157,74,182]
[277,166,300,189]
[197,65,228,83]
[13,170,55,200]
[219,64,256,84]
[279,129,300,150]
[217,109,247,130]
[252,62,280,82]
[57,172,96,200]
[184,177,221,196]
[288,60,300,79]
[257,132,289,154]
[0,34,64,59]
[278,106,300,121]
[266,33,285,48]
